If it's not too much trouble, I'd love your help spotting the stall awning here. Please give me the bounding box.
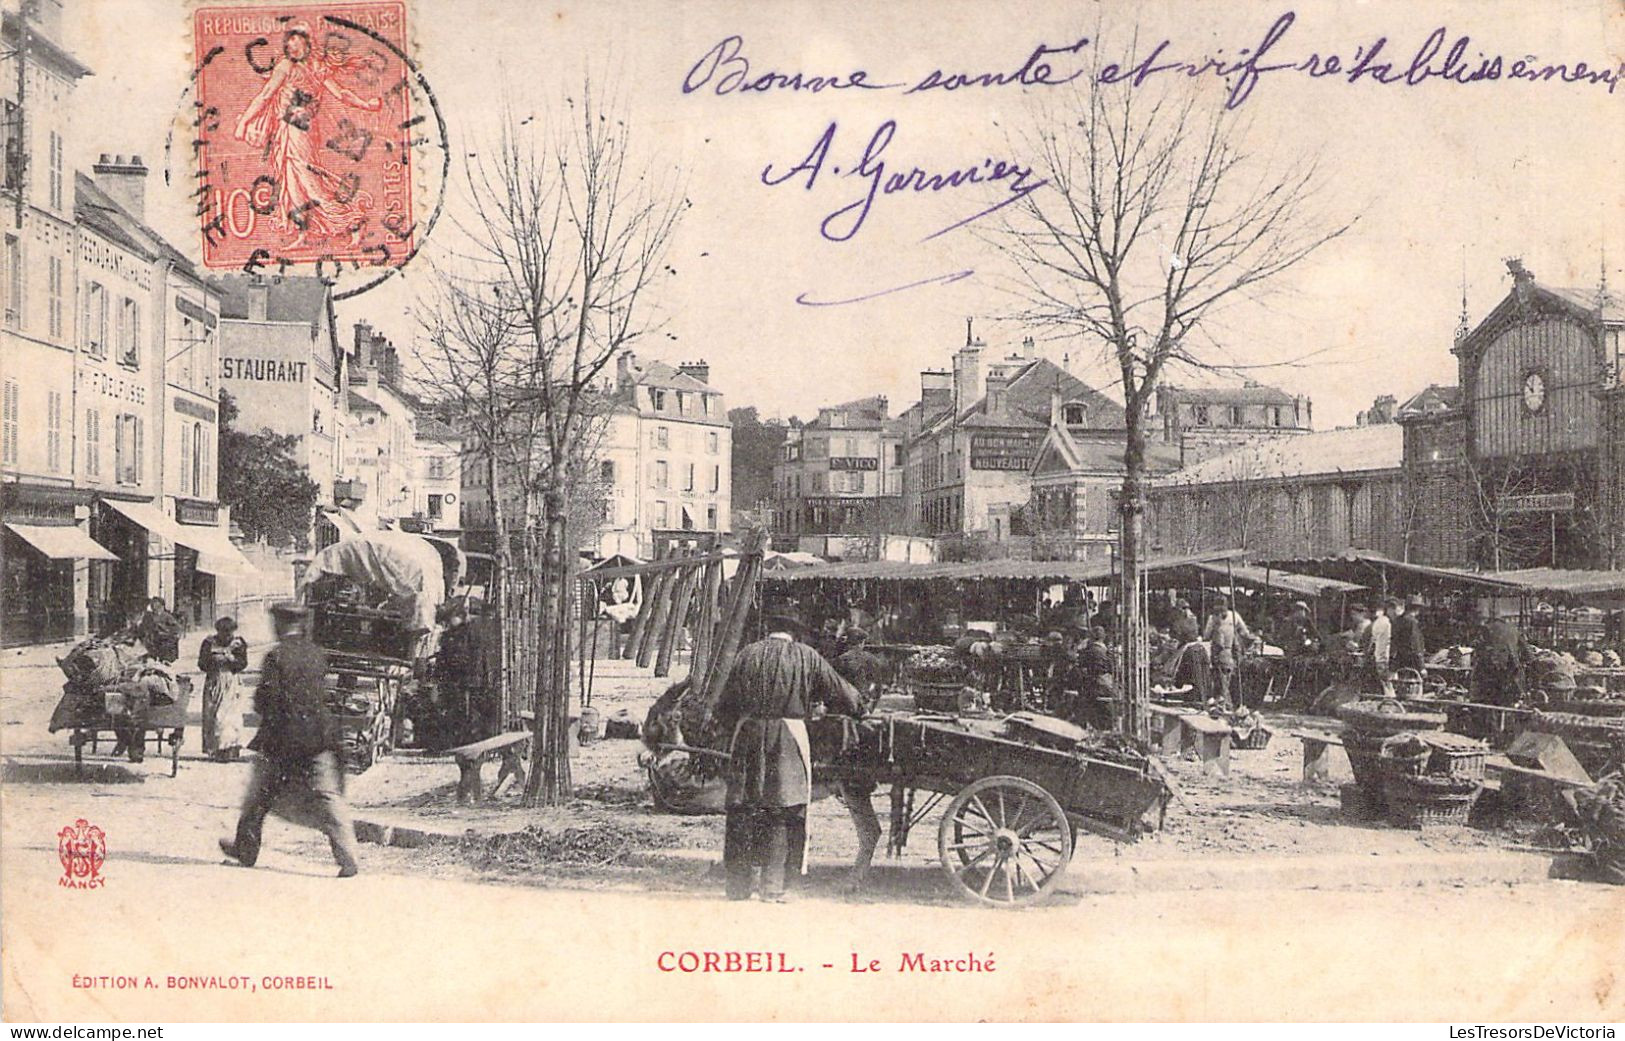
[1185,562,1367,598]
[4,522,119,561]
[101,498,256,575]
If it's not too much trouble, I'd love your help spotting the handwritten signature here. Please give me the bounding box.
[685,14,1624,111]
[762,120,1043,243]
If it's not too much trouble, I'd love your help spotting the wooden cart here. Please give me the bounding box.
[48,678,195,778]
[807,710,1170,907]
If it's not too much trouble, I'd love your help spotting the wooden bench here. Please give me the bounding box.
[447,731,531,804]
[1291,729,1344,785]
[1149,704,1190,757]
[1178,713,1232,777]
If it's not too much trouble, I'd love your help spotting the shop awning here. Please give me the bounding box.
[3,522,119,561]
[101,498,257,575]
[322,506,364,534]
[178,524,257,575]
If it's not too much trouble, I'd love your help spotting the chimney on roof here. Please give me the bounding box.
[920,369,952,414]
[353,321,373,360]
[1020,335,1035,358]
[247,279,270,322]
[677,359,710,384]
[984,373,1009,415]
[1050,389,1063,429]
[92,153,149,221]
[617,350,637,391]
[953,342,982,416]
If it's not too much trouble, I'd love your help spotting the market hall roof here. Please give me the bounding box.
[1155,423,1404,487]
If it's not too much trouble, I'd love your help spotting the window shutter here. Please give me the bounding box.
[179,423,191,496]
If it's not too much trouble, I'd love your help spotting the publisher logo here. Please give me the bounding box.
[58,818,107,889]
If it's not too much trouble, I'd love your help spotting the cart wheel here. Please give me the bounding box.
[938,775,1072,908]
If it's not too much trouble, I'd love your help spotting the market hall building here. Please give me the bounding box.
[1403,260,1625,571]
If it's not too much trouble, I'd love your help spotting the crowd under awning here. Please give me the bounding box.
[3,521,119,561]
[100,498,257,576]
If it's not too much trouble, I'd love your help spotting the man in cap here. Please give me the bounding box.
[1473,604,1531,707]
[833,626,887,710]
[712,606,865,901]
[220,602,360,877]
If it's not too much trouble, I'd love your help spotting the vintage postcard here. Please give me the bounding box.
[2,0,1624,1025]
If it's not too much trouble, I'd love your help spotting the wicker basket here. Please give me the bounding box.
[1342,731,1390,797]
[1338,698,1448,736]
[1381,773,1482,829]
[1420,731,1489,782]
[1377,733,1433,778]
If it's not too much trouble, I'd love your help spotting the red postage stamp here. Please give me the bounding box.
[58,818,106,889]
[192,2,418,274]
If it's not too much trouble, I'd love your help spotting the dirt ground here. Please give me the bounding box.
[342,663,1559,893]
[2,642,1565,901]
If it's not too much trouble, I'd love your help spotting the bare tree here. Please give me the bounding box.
[999,74,1352,740]
[412,265,524,722]
[442,82,685,805]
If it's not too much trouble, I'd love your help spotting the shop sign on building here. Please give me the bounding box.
[829,457,878,471]
[1498,492,1576,514]
[970,432,1039,471]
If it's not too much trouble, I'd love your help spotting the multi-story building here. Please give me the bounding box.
[1153,380,1312,465]
[461,353,731,560]
[903,329,1124,545]
[771,394,904,550]
[3,1,241,642]
[213,276,349,547]
[408,412,462,536]
[0,0,96,642]
[344,322,419,532]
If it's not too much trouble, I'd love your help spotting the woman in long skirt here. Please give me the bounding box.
[198,617,250,762]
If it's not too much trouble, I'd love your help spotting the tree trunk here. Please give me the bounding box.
[523,486,573,806]
[485,442,513,729]
[1118,401,1150,744]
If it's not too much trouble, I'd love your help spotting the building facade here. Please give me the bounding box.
[461,353,732,560]
[771,395,904,548]
[903,329,1125,547]
[2,2,246,643]
[1029,395,1182,561]
[1153,381,1312,465]
[214,276,348,547]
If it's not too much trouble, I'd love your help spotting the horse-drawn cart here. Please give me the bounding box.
[302,533,446,773]
[807,710,1170,906]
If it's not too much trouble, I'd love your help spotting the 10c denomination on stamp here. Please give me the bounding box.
[192,2,420,278]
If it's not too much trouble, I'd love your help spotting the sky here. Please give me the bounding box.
[62,0,1625,429]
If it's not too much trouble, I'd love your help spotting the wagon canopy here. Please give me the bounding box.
[303,532,447,631]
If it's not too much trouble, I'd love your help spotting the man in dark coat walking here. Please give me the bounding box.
[712,608,865,901]
[220,603,359,877]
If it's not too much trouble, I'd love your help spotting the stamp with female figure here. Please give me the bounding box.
[192,2,421,277]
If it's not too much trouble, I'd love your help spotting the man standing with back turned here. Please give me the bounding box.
[712,606,865,902]
[219,602,359,877]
